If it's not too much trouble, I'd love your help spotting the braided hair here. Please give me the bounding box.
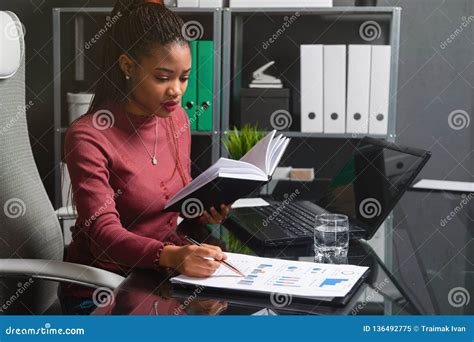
[88,0,190,112]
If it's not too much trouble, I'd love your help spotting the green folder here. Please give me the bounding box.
[196,40,214,131]
[181,40,198,130]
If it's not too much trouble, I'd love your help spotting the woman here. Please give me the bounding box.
[60,0,229,314]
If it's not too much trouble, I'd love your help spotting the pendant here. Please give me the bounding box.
[152,157,157,165]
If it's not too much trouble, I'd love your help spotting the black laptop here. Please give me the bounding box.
[227,137,431,246]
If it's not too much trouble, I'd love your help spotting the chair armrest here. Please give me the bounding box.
[54,206,77,220]
[0,259,125,289]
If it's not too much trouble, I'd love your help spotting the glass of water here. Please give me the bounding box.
[314,213,349,264]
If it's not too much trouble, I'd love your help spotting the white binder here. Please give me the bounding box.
[199,0,223,6]
[369,45,391,135]
[346,45,371,135]
[177,0,199,7]
[230,0,333,7]
[323,45,346,134]
[300,45,323,133]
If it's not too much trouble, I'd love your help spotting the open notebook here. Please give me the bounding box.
[164,130,290,215]
[171,253,369,300]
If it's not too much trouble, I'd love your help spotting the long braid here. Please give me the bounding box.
[165,117,189,186]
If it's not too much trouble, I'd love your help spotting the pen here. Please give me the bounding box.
[184,236,245,277]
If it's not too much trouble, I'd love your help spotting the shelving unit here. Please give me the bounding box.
[221,6,401,151]
[53,7,223,209]
[220,8,401,315]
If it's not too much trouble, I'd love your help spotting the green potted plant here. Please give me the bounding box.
[222,124,265,160]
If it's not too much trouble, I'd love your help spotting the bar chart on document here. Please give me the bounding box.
[171,253,369,298]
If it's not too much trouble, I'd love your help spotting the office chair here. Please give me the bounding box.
[0,11,124,314]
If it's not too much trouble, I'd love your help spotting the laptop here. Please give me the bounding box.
[227,137,431,246]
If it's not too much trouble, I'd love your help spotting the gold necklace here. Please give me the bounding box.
[125,113,158,166]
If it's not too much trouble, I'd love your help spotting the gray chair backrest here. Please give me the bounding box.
[0,11,64,314]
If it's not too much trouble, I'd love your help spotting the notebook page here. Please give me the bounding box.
[240,130,276,174]
[269,138,291,176]
[267,134,285,170]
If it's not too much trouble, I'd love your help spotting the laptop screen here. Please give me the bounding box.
[316,138,430,239]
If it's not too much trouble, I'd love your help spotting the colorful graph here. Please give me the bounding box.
[238,274,259,285]
[272,276,301,288]
[311,267,324,274]
[244,263,274,282]
[238,280,254,285]
[319,278,349,287]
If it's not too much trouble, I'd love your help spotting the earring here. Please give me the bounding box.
[125,75,130,80]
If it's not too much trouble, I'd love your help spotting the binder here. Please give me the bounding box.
[369,45,391,135]
[346,45,371,135]
[181,40,198,130]
[197,40,214,131]
[230,0,333,7]
[323,45,346,134]
[177,0,199,7]
[300,45,323,133]
[199,0,224,6]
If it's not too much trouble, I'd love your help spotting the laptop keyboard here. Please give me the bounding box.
[255,202,317,237]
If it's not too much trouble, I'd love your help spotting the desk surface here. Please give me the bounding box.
[92,188,473,315]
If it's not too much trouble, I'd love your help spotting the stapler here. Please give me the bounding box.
[249,61,283,88]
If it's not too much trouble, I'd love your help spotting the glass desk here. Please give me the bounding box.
[92,184,473,315]
[92,238,418,316]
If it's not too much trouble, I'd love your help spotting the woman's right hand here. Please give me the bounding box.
[159,244,227,277]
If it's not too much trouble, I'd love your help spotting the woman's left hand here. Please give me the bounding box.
[197,204,231,225]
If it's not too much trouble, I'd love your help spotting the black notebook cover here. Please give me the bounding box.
[163,176,271,214]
